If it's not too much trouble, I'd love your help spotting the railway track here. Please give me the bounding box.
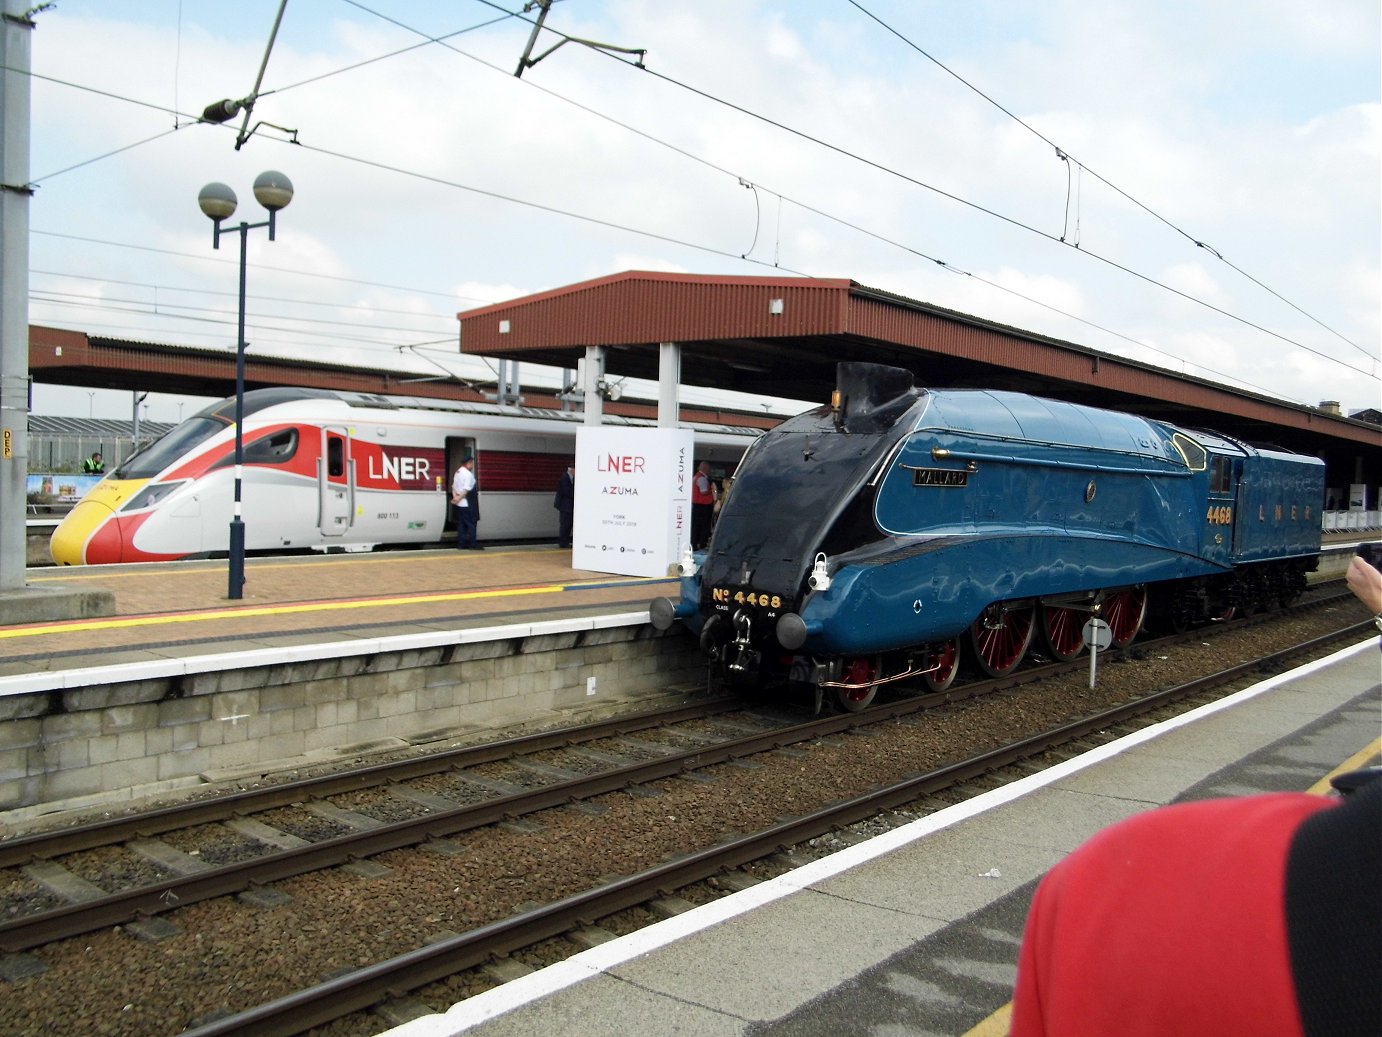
[0,593,1372,1037]
[183,614,1378,1037]
[1,589,1354,953]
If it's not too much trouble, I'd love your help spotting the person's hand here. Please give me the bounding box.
[1346,555,1382,613]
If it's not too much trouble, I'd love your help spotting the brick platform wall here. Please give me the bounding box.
[0,624,706,814]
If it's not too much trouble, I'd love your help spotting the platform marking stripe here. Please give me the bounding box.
[375,640,1375,1037]
[0,582,602,639]
[1308,736,1382,795]
[960,1002,1011,1037]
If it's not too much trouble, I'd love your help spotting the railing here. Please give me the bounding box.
[1323,510,1382,533]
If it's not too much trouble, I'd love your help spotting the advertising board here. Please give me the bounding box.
[573,427,694,578]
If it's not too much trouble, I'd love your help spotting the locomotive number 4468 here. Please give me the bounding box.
[1206,505,1233,525]
[711,587,783,609]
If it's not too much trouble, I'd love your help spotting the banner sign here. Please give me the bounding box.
[573,427,694,578]
[27,473,103,502]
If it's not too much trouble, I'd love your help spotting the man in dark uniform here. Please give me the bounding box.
[554,465,575,549]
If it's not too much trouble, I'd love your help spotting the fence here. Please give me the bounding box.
[1323,510,1382,533]
[26,418,174,473]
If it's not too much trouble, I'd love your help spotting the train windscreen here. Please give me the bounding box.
[113,418,223,479]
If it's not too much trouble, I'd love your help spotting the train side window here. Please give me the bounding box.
[1209,455,1233,494]
[327,436,345,477]
[1170,432,1207,472]
[244,428,298,464]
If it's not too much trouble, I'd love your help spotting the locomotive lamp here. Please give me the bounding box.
[197,171,294,600]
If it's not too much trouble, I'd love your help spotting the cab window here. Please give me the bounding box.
[1208,455,1233,494]
[244,428,298,464]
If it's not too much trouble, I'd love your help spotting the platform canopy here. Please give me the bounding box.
[456,270,1381,454]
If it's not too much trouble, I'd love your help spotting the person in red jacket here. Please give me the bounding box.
[1009,775,1380,1037]
[691,460,716,550]
[1012,554,1382,1037]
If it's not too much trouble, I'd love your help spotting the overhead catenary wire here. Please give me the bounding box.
[19,5,1379,408]
[31,269,473,321]
[23,10,1369,379]
[343,1,1377,383]
[31,230,482,303]
[623,55,1368,374]
[845,0,1371,362]
[30,286,456,338]
[24,71,1374,406]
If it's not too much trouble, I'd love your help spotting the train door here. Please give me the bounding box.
[318,426,355,537]
[443,436,477,533]
[1203,452,1237,566]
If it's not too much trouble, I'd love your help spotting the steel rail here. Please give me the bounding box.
[2,583,1352,868]
[0,697,743,869]
[181,618,1378,1037]
[0,594,1360,952]
[0,680,1001,952]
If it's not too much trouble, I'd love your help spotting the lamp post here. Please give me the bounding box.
[197,170,293,600]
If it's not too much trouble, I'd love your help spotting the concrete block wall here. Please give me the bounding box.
[0,623,706,815]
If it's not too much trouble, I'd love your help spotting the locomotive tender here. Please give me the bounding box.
[51,386,752,565]
[652,363,1324,710]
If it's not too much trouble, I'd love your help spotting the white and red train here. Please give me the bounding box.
[50,387,756,565]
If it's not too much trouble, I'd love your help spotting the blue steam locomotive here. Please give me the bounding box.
[652,363,1324,711]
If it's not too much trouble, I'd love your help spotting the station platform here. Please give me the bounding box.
[376,637,1382,1037]
[1,547,698,817]
[3,546,672,686]
[8,534,1371,687]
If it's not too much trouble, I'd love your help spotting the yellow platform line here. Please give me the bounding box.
[961,1002,1011,1037]
[27,547,553,583]
[0,582,594,640]
[1308,736,1382,795]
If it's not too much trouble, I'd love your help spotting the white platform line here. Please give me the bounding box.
[0,611,652,698]
[374,638,1377,1037]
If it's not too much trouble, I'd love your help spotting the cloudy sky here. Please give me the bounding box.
[25,0,1380,424]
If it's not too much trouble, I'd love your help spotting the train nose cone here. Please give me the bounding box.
[49,497,119,565]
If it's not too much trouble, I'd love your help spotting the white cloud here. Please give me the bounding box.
[22,0,1382,419]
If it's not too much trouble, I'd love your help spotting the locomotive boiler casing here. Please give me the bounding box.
[678,363,1323,663]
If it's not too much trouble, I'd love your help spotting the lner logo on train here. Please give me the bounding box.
[357,445,445,490]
